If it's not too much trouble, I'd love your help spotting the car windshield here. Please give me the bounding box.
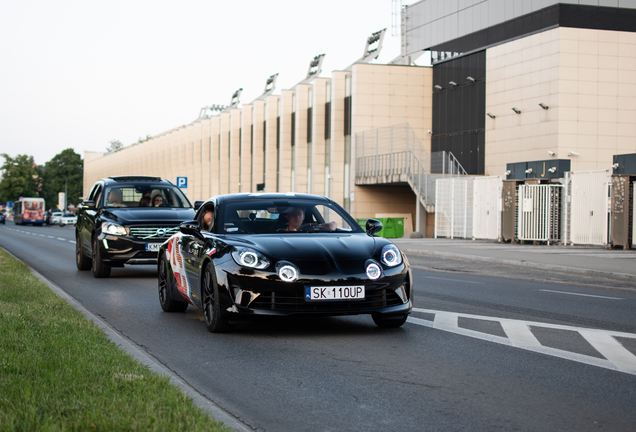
[103,184,192,209]
[217,198,363,234]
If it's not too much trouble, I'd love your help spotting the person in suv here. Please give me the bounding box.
[76,176,198,278]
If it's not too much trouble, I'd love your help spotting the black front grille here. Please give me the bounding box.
[248,287,404,312]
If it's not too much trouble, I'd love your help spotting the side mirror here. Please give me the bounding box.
[193,200,205,211]
[365,218,383,236]
[82,200,96,209]
[180,220,202,237]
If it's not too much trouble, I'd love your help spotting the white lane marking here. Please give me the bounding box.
[47,235,55,238]
[57,237,66,241]
[501,321,542,348]
[579,331,636,373]
[69,241,76,244]
[540,289,623,300]
[434,312,458,329]
[39,234,46,237]
[409,308,636,376]
[414,272,485,284]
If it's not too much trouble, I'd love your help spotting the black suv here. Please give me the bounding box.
[76,176,197,278]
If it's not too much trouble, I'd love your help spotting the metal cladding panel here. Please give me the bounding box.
[610,175,634,249]
[506,159,570,180]
[502,180,518,241]
[612,153,636,175]
[431,51,486,175]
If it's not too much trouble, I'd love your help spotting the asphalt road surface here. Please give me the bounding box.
[2,223,636,431]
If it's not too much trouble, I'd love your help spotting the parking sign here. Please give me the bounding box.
[176,177,188,189]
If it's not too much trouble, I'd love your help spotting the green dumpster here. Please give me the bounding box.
[356,218,404,238]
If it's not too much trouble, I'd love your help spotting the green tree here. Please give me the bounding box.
[40,149,83,209]
[107,139,123,153]
[0,154,40,204]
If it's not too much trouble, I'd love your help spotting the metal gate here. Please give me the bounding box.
[517,184,563,243]
[434,177,474,239]
[567,170,610,245]
[472,176,502,240]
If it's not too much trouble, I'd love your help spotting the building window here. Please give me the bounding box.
[307,87,313,144]
[343,75,352,211]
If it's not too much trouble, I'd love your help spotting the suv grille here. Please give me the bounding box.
[129,226,180,240]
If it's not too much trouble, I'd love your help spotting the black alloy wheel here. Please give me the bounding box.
[91,236,111,278]
[76,232,91,271]
[158,253,188,312]
[203,264,230,333]
[372,313,408,328]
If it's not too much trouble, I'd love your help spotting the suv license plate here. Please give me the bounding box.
[146,243,161,252]
[305,286,365,301]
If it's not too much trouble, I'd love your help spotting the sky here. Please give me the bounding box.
[0,0,419,166]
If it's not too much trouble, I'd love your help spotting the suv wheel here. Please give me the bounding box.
[92,237,111,278]
[76,233,91,271]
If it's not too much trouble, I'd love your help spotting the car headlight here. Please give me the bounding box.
[102,222,127,236]
[231,247,270,270]
[381,244,402,267]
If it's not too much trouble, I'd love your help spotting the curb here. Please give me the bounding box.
[398,248,636,283]
[0,246,250,432]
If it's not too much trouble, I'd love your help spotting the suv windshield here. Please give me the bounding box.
[217,199,363,234]
[103,184,192,209]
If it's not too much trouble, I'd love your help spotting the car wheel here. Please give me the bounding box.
[91,237,111,278]
[158,254,188,312]
[76,233,91,271]
[202,264,230,333]
[372,313,408,328]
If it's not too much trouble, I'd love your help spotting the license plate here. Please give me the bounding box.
[305,286,365,301]
[145,243,161,252]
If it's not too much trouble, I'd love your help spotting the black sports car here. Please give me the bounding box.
[157,193,413,332]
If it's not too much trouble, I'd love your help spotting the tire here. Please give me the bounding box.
[76,233,91,271]
[91,237,111,278]
[202,264,230,333]
[158,254,188,312]
[372,313,408,328]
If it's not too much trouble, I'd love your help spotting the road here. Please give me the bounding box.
[1,223,636,431]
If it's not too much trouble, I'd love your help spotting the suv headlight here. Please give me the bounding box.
[102,222,128,236]
[381,244,402,267]
[231,247,270,270]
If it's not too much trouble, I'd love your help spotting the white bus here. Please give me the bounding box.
[13,197,46,225]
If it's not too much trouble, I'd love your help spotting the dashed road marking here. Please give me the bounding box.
[1,226,74,244]
[409,308,636,376]
[540,289,623,300]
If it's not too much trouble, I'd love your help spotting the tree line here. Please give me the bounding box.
[0,149,83,210]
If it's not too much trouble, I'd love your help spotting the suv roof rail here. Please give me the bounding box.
[108,176,162,182]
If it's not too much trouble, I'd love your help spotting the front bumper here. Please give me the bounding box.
[215,260,413,318]
[97,232,167,266]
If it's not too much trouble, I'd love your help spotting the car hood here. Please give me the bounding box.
[228,233,377,261]
[102,208,195,225]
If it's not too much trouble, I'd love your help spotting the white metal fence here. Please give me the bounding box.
[566,170,610,246]
[472,176,502,240]
[517,184,563,243]
[434,177,474,239]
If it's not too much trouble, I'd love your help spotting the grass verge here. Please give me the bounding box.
[0,248,231,431]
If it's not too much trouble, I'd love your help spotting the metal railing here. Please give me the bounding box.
[355,123,468,208]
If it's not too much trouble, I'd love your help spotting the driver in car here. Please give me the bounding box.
[284,207,336,232]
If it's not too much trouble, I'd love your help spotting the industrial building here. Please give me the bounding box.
[84,0,636,238]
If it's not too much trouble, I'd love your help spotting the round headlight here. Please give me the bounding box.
[240,251,258,267]
[231,247,270,269]
[381,245,402,267]
[366,263,382,280]
[278,265,298,282]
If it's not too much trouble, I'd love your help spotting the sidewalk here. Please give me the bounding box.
[391,238,636,282]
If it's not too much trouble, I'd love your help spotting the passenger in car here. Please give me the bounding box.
[139,196,151,207]
[152,195,164,207]
[201,208,214,232]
